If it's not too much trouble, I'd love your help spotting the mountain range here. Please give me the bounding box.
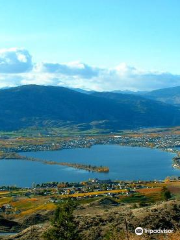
[0,85,179,131]
[104,87,180,106]
[73,86,180,106]
[141,86,180,106]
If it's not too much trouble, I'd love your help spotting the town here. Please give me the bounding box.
[1,127,180,170]
[0,176,179,216]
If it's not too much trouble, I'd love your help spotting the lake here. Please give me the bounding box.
[0,145,179,187]
[0,232,18,236]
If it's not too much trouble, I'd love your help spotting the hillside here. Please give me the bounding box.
[3,200,180,240]
[91,91,180,126]
[0,85,179,131]
[142,86,180,106]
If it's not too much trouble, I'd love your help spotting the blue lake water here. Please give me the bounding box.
[175,147,180,150]
[0,145,179,187]
[0,233,18,236]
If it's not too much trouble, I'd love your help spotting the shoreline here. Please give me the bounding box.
[0,141,180,172]
[0,152,109,173]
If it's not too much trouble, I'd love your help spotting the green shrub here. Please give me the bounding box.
[43,199,80,240]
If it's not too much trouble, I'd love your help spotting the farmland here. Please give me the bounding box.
[0,178,179,219]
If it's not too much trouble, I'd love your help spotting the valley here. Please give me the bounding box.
[0,86,180,239]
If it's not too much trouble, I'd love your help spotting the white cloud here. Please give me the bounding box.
[40,61,100,79]
[0,74,23,88]
[0,48,180,91]
[0,48,33,73]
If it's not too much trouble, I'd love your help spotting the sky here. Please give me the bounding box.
[0,0,180,91]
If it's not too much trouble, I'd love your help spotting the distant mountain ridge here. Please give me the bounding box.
[0,85,179,131]
[142,86,180,106]
[110,86,180,106]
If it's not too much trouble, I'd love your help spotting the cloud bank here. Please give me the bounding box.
[0,48,33,73]
[0,48,180,91]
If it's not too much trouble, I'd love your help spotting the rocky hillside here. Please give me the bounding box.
[2,199,180,240]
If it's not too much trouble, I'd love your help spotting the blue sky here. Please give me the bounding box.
[0,0,180,91]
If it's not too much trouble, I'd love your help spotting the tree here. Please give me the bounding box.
[104,227,126,240]
[43,199,80,240]
[161,187,171,201]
